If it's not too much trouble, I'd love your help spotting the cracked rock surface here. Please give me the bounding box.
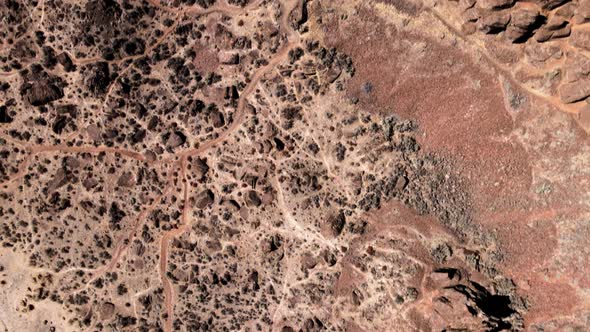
[0,0,589,331]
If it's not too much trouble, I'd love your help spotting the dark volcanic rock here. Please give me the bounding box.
[57,52,76,72]
[210,110,225,128]
[327,211,346,237]
[109,202,127,230]
[0,106,13,123]
[84,0,122,27]
[196,189,215,208]
[478,0,515,9]
[52,115,71,134]
[85,62,112,95]
[447,281,518,331]
[165,130,187,148]
[228,0,249,6]
[123,38,146,56]
[193,157,209,180]
[22,81,64,106]
[245,190,262,207]
[196,0,216,8]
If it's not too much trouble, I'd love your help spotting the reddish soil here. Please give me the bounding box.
[318,1,590,327]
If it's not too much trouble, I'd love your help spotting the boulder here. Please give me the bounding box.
[478,0,515,9]
[545,14,568,30]
[57,52,76,72]
[210,110,225,128]
[22,81,63,106]
[85,62,111,95]
[0,105,13,123]
[117,172,136,187]
[535,24,571,42]
[245,190,262,207]
[165,130,186,148]
[84,0,122,27]
[511,9,540,29]
[98,302,116,320]
[478,12,511,34]
[195,189,215,208]
[327,212,346,237]
[193,157,209,180]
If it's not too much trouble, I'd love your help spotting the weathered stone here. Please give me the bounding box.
[82,177,99,190]
[56,52,75,72]
[571,29,590,51]
[478,0,514,10]
[219,53,240,65]
[327,212,346,237]
[98,302,116,320]
[545,15,568,30]
[0,105,13,123]
[563,54,590,83]
[524,44,562,62]
[478,12,511,34]
[534,29,553,42]
[511,9,540,29]
[535,24,571,42]
[85,62,111,95]
[166,131,186,148]
[395,176,409,191]
[323,68,342,84]
[210,110,225,128]
[117,172,135,187]
[463,8,480,22]
[559,80,590,103]
[459,0,477,10]
[552,24,571,38]
[22,81,63,106]
[573,0,590,23]
[505,27,529,42]
[534,0,570,9]
[462,22,478,34]
[245,190,262,207]
[193,157,209,180]
[195,189,215,208]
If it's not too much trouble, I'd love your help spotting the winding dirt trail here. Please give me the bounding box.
[0,1,304,330]
[156,1,304,331]
[161,0,303,164]
[159,156,189,332]
[1,0,299,168]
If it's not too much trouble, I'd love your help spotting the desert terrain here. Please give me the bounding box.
[0,0,589,331]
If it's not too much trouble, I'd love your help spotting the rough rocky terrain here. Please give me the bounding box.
[0,0,589,331]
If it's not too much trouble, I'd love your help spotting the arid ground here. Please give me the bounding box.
[0,0,589,331]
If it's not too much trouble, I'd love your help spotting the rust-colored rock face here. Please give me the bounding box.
[0,0,588,331]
